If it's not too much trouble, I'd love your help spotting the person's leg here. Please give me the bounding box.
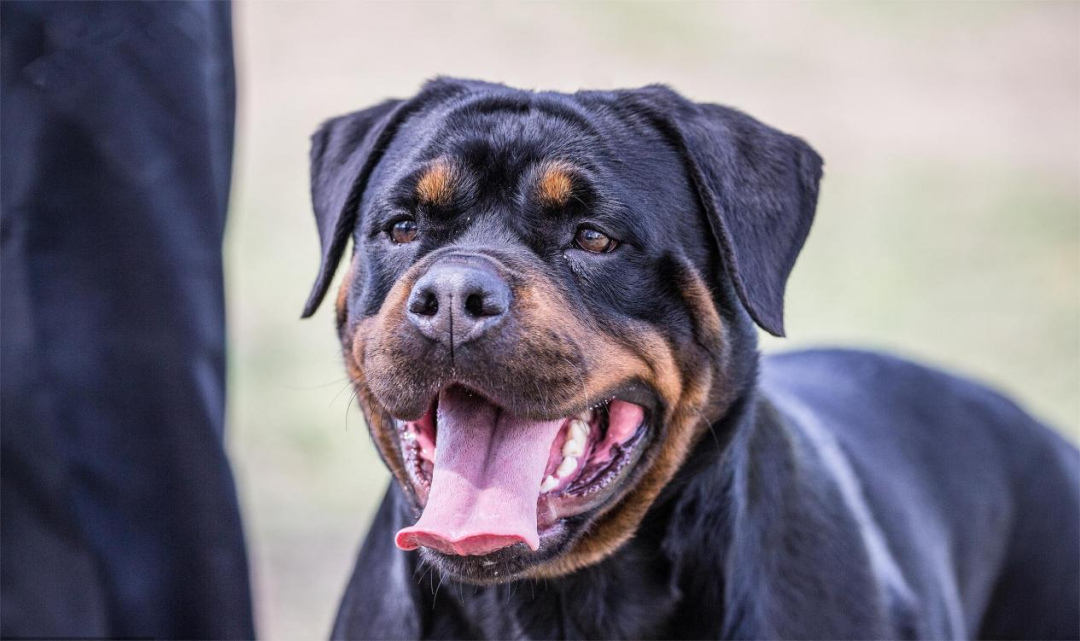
[1,2,253,637]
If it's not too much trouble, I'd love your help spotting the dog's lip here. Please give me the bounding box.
[387,380,659,424]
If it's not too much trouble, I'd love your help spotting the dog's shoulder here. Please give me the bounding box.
[757,348,1079,638]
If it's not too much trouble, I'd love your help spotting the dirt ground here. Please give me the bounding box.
[225,3,1078,638]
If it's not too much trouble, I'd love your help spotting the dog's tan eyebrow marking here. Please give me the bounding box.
[416,158,458,206]
[535,160,575,208]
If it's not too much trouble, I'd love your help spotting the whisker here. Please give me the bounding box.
[692,406,722,452]
[329,379,356,408]
[344,388,360,432]
[433,573,445,608]
[564,355,590,413]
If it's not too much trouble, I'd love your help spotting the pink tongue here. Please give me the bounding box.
[395,388,563,556]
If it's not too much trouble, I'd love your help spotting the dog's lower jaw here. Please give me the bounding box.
[353,371,721,583]
[406,363,724,584]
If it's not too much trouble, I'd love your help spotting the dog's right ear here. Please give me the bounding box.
[303,99,404,318]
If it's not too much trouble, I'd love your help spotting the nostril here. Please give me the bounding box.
[464,293,486,317]
[421,292,439,316]
[409,290,439,317]
[463,289,508,318]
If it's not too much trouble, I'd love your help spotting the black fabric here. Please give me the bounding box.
[1,2,254,638]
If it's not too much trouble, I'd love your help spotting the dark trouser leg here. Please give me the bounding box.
[1,2,254,638]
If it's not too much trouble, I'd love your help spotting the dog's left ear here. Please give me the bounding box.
[627,86,823,337]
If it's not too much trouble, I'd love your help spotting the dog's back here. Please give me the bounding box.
[762,349,1080,639]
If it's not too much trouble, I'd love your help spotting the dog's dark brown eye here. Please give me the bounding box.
[390,219,418,244]
[574,227,617,253]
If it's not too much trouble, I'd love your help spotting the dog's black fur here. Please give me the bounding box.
[306,78,1080,639]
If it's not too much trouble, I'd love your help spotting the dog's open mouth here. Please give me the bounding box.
[393,385,651,557]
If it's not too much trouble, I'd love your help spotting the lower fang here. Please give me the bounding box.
[540,475,559,493]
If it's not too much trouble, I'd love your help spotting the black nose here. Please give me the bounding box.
[406,257,511,347]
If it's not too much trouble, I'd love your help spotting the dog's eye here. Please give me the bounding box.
[574,227,617,254]
[389,219,419,244]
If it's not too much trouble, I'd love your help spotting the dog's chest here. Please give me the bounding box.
[428,543,684,640]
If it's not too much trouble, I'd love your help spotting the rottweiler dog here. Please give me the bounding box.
[303,78,1079,640]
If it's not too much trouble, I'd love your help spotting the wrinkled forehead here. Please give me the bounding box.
[438,95,604,168]
[363,91,693,216]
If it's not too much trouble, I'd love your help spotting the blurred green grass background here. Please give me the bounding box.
[225,2,1079,638]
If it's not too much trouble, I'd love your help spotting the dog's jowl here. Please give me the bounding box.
[303,79,1080,640]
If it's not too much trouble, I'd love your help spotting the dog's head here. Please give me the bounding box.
[304,78,821,584]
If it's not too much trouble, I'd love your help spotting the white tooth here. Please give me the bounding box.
[570,419,589,441]
[540,475,560,493]
[577,409,595,424]
[562,437,584,457]
[556,456,578,478]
